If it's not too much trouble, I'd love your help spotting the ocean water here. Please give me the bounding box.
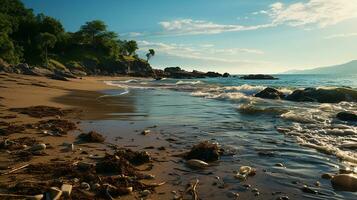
[101,74,357,199]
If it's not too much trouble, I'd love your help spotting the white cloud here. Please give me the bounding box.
[324,32,357,39]
[128,32,143,37]
[156,0,357,36]
[158,19,274,35]
[138,40,264,58]
[266,0,357,28]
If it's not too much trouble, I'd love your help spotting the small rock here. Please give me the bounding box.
[186,159,209,169]
[336,111,357,122]
[275,163,284,167]
[61,184,72,197]
[277,196,289,200]
[321,173,333,179]
[331,174,357,192]
[140,189,151,196]
[254,192,260,196]
[315,181,320,187]
[141,129,151,135]
[30,143,46,151]
[252,188,259,192]
[48,187,62,200]
[31,194,44,200]
[301,185,318,194]
[77,161,95,170]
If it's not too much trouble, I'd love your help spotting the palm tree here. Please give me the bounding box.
[146,49,155,62]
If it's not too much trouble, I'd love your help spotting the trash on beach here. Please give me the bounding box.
[234,166,256,180]
[114,149,151,165]
[78,131,105,143]
[35,119,77,135]
[184,141,223,162]
[141,129,151,135]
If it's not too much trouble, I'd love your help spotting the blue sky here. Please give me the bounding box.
[23,0,357,74]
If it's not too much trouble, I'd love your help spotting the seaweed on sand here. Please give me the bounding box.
[9,105,75,118]
[78,131,105,143]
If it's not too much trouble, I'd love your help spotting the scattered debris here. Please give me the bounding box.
[184,141,223,162]
[235,166,256,180]
[0,124,26,136]
[78,131,105,143]
[0,137,39,151]
[35,119,77,135]
[1,164,30,175]
[9,106,73,118]
[185,179,200,200]
[115,149,151,165]
[301,185,318,194]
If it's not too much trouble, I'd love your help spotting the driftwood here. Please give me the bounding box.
[0,163,29,175]
[0,193,43,199]
[185,179,200,200]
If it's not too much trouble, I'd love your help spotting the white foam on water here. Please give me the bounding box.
[176,80,202,85]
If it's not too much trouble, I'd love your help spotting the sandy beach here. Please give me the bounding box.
[0,73,227,200]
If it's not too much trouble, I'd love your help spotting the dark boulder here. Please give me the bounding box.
[286,87,357,103]
[184,141,223,162]
[205,71,222,78]
[240,74,278,80]
[48,73,69,81]
[255,87,285,99]
[336,112,357,122]
[223,72,230,77]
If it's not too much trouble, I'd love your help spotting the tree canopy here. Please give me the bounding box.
[0,0,153,74]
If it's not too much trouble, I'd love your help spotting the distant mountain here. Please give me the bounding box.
[284,60,357,74]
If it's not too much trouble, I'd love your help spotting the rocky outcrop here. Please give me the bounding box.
[223,73,230,77]
[336,111,357,122]
[286,87,357,103]
[240,74,278,80]
[162,67,223,79]
[255,87,285,99]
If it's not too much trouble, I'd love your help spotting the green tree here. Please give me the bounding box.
[38,32,57,67]
[79,20,106,44]
[146,49,155,62]
[124,40,138,56]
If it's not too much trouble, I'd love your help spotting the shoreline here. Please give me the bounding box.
[1,73,356,200]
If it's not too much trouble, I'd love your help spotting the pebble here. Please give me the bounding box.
[61,184,72,197]
[77,161,95,170]
[141,130,151,135]
[186,159,209,169]
[30,143,46,151]
[301,185,318,194]
[81,182,90,190]
[140,190,151,196]
[277,196,289,200]
[331,174,357,192]
[315,181,320,187]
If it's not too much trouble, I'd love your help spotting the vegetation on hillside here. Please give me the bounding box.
[0,0,153,75]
